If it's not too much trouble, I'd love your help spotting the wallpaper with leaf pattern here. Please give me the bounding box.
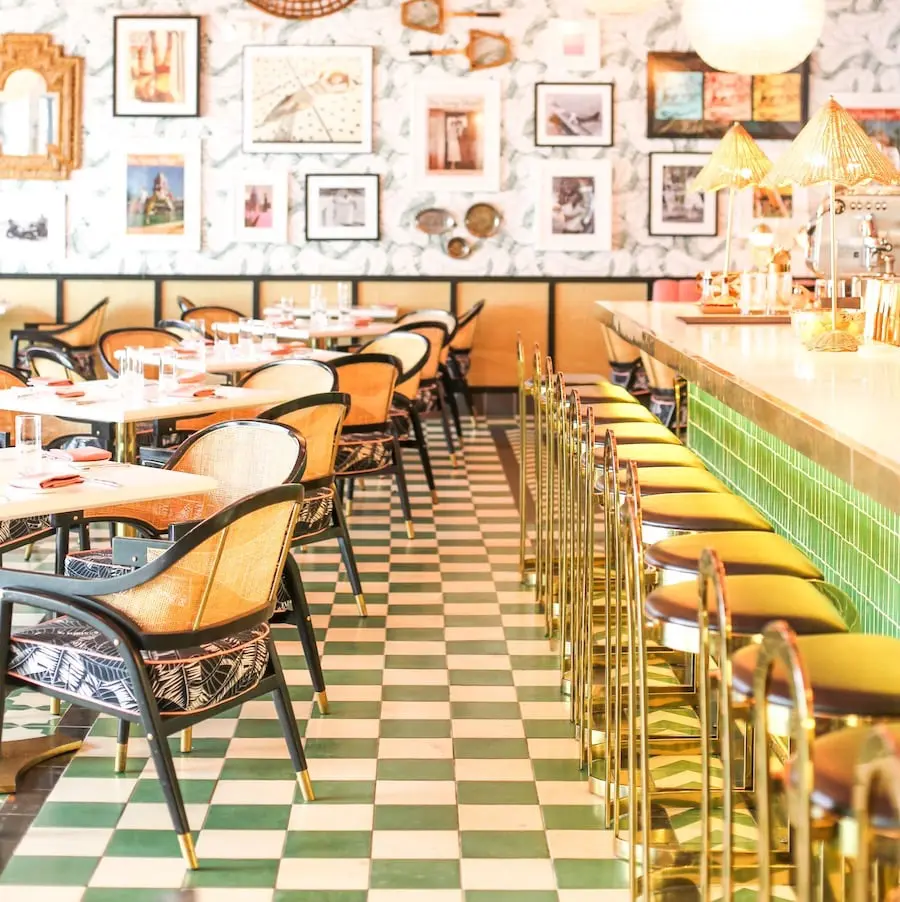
[0,0,895,276]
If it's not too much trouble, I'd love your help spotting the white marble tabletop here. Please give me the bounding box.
[262,305,398,321]
[215,320,391,342]
[595,300,900,509]
[0,448,216,519]
[126,347,343,377]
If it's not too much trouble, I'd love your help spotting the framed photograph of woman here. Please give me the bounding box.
[535,82,614,147]
[113,16,200,117]
[305,173,380,241]
[536,159,612,251]
[234,169,288,244]
[411,79,501,192]
[648,152,718,237]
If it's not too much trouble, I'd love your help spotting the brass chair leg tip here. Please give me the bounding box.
[49,698,61,716]
[315,690,329,715]
[178,833,199,870]
[114,743,128,774]
[180,728,193,755]
[450,453,459,468]
[355,593,368,617]
[431,490,439,505]
[298,769,315,802]
[405,521,416,540]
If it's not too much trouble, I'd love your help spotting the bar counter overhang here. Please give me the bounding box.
[595,299,900,634]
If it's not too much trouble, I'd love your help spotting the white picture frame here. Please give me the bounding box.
[648,151,718,238]
[411,78,502,193]
[831,92,900,174]
[536,158,613,252]
[120,140,202,251]
[547,19,602,73]
[234,169,289,244]
[242,45,374,155]
[535,82,614,147]
[739,183,810,228]
[0,188,66,260]
[305,173,380,241]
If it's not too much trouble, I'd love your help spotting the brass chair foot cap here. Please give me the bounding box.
[450,453,459,468]
[298,769,315,802]
[315,690,329,715]
[345,502,353,516]
[178,833,199,870]
[180,728,193,755]
[114,743,128,774]
[405,521,416,540]
[49,698,61,716]
[431,490,439,505]
[355,593,368,617]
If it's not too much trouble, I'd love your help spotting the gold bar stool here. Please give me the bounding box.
[515,335,536,586]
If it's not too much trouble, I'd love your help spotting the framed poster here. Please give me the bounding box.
[305,173,380,241]
[0,188,66,259]
[535,82,614,147]
[113,16,200,117]
[647,51,809,140]
[536,159,612,252]
[740,183,809,228]
[121,141,202,250]
[234,169,288,244]
[831,93,900,173]
[547,19,601,72]
[649,152,718,237]
[243,45,373,154]
[411,79,502,192]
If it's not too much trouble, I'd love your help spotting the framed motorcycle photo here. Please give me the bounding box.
[0,187,67,260]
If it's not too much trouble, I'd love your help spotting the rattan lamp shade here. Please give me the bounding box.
[246,0,357,19]
[690,122,772,193]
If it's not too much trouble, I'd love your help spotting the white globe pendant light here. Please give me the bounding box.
[682,0,825,75]
[595,0,661,13]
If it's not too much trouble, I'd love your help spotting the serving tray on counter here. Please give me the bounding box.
[677,313,792,325]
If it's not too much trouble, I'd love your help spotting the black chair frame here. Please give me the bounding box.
[176,295,197,315]
[447,299,484,425]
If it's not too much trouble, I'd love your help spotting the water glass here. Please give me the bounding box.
[238,318,254,356]
[127,346,146,401]
[213,322,230,354]
[158,348,178,396]
[309,284,325,315]
[262,324,278,352]
[279,295,295,314]
[337,282,352,320]
[190,318,207,346]
[739,272,766,315]
[15,415,41,475]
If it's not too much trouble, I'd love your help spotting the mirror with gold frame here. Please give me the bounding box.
[0,34,83,180]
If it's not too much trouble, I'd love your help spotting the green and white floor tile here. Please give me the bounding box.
[0,419,629,901]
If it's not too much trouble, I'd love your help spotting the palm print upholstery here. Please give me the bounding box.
[0,516,51,545]
[335,431,393,475]
[295,486,334,536]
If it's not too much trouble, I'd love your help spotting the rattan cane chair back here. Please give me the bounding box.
[240,359,336,396]
[99,328,181,379]
[358,332,429,403]
[396,308,457,336]
[394,322,450,378]
[0,364,89,447]
[451,299,484,351]
[176,295,197,314]
[25,346,86,383]
[48,298,109,348]
[332,354,401,429]
[183,306,242,335]
[260,393,350,484]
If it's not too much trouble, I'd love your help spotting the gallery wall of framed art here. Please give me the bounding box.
[0,0,896,279]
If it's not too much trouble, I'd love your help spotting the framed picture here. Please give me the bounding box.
[740,183,809,227]
[234,170,288,244]
[121,141,202,250]
[535,82,614,147]
[305,173,379,241]
[0,189,66,259]
[547,19,601,72]
[243,45,373,154]
[647,52,809,140]
[649,152,718,237]
[831,93,900,172]
[113,16,200,117]
[536,159,613,251]
[411,79,502,193]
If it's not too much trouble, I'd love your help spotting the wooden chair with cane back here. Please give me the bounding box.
[182,306,242,337]
[176,295,197,315]
[99,327,181,381]
[24,345,86,384]
[446,299,485,427]
[0,484,312,870]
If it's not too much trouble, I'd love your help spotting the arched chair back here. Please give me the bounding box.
[177,295,197,314]
[357,331,429,403]
[259,392,350,485]
[54,298,109,347]
[239,359,336,396]
[392,321,449,382]
[184,306,242,336]
[158,319,201,343]
[331,353,401,429]
[24,346,85,383]
[396,308,458,341]
[99,328,181,379]
[652,279,680,302]
[451,299,485,352]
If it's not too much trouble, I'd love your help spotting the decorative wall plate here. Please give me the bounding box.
[246,0,358,20]
[416,207,456,235]
[464,202,501,238]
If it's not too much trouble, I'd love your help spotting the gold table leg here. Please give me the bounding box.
[113,422,139,538]
[0,733,83,794]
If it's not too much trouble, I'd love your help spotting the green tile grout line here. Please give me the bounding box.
[686,385,900,637]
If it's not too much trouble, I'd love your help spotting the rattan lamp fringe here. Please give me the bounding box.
[246,0,357,19]
[689,122,773,286]
[766,96,900,352]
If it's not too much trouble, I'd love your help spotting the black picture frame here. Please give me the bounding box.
[647,51,810,140]
[113,15,201,118]
[305,173,381,242]
[534,82,615,148]
[648,151,719,238]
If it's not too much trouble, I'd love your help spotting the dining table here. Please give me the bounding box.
[0,448,218,793]
[262,304,398,321]
[215,317,392,348]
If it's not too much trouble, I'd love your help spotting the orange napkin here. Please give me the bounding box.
[177,372,206,385]
[56,387,86,399]
[175,348,199,358]
[351,316,373,326]
[10,472,84,490]
[49,447,112,463]
[170,385,216,398]
[30,377,73,387]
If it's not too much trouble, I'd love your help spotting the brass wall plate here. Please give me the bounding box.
[465,202,502,238]
[416,207,456,235]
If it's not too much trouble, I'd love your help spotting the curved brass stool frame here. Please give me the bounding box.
[516,336,536,586]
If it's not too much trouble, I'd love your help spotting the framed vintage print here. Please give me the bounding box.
[547,19,601,72]
[0,188,66,258]
[647,52,809,140]
[305,173,379,241]
[535,82,614,147]
[832,93,900,172]
[536,159,612,252]
[243,45,373,154]
[234,169,288,244]
[649,152,718,237]
[740,183,809,227]
[113,16,200,117]
[411,79,501,193]
[121,141,201,250]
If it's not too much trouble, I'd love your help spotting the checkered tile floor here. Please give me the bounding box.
[0,418,627,901]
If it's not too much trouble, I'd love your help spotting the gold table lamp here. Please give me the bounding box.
[689,122,772,291]
[766,96,900,352]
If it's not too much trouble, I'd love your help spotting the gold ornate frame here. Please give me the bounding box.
[0,34,83,180]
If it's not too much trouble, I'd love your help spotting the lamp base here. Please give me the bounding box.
[808,330,860,353]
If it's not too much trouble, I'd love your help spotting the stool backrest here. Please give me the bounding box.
[331,353,401,429]
[357,331,429,402]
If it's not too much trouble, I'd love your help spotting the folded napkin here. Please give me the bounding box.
[177,372,206,384]
[10,472,84,491]
[175,348,199,358]
[56,387,86,399]
[170,385,216,398]
[30,377,73,387]
[49,447,112,463]
[351,317,373,326]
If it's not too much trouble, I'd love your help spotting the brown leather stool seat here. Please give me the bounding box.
[732,634,900,718]
[586,402,659,425]
[646,531,823,582]
[787,725,900,826]
[611,443,706,469]
[645,575,848,637]
[570,382,638,405]
[627,466,730,496]
[641,493,773,535]
[594,422,681,446]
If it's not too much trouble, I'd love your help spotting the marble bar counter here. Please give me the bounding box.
[595,300,900,635]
